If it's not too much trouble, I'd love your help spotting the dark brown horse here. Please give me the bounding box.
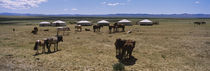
[93,25,103,32]
[115,38,136,59]
[115,38,126,59]
[116,24,125,32]
[194,22,206,25]
[109,23,125,33]
[31,27,38,34]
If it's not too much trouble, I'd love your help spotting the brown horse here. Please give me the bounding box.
[115,38,136,59]
[122,40,136,59]
[34,39,47,55]
[75,25,82,32]
[93,25,103,32]
[116,24,125,32]
[31,27,38,34]
[45,35,63,53]
[109,23,125,33]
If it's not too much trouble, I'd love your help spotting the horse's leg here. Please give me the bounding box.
[48,44,51,53]
[36,46,39,55]
[54,44,56,52]
[56,43,59,51]
[42,44,45,54]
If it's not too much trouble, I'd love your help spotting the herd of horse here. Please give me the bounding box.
[32,23,136,60]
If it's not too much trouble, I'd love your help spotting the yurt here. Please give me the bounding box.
[139,19,153,26]
[97,20,110,26]
[52,20,66,27]
[39,21,51,27]
[77,20,92,26]
[118,19,132,26]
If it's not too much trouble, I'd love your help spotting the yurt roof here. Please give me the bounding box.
[118,19,131,23]
[97,20,110,23]
[40,21,50,24]
[53,20,66,23]
[77,20,91,23]
[140,19,152,23]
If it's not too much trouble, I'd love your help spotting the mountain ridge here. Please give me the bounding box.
[0,12,210,18]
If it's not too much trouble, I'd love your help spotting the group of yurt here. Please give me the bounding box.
[39,19,157,27]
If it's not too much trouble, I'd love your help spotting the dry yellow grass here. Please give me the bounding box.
[0,21,210,71]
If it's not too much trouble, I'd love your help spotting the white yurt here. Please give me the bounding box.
[97,20,110,26]
[52,20,66,27]
[39,21,51,27]
[139,19,153,26]
[77,20,92,26]
[118,19,132,26]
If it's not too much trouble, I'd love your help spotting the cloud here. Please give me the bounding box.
[71,8,78,11]
[195,1,200,4]
[64,8,69,11]
[102,2,124,6]
[0,0,47,9]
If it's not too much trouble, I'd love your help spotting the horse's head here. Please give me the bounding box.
[57,35,63,42]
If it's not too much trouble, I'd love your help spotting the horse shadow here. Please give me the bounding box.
[116,55,137,66]
[33,50,61,56]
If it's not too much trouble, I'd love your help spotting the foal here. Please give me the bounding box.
[34,39,47,55]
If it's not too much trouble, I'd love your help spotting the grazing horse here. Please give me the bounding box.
[75,25,82,32]
[45,35,63,53]
[93,25,103,32]
[115,38,136,59]
[34,39,47,55]
[57,27,70,35]
[31,27,38,34]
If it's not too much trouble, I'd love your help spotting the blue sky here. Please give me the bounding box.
[0,0,209,14]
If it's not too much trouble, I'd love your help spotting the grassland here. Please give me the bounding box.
[0,16,210,71]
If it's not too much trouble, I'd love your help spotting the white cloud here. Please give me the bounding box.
[102,2,124,6]
[64,8,68,11]
[127,0,131,2]
[0,0,47,9]
[71,8,78,11]
[195,1,200,4]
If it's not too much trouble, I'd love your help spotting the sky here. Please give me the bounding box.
[0,0,209,14]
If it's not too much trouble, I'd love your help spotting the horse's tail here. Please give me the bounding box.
[34,41,39,50]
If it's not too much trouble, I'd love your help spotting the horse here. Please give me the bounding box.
[75,25,82,32]
[34,39,47,55]
[108,24,117,34]
[194,22,202,25]
[57,27,70,35]
[31,27,38,34]
[115,38,126,59]
[122,40,136,59]
[45,35,63,53]
[116,24,125,32]
[93,25,103,32]
[115,38,136,59]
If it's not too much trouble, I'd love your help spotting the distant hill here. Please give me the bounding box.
[0,12,210,18]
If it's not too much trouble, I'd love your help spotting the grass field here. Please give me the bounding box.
[0,17,210,71]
